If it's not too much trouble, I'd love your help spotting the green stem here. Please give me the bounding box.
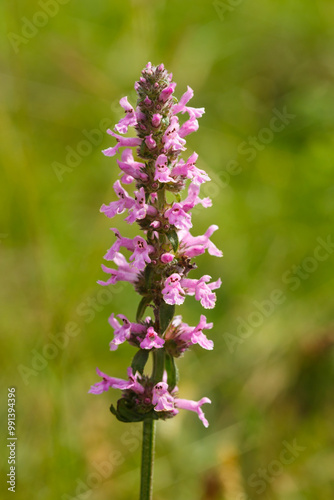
[140,341,165,499]
[152,348,165,384]
[140,418,156,500]
[157,187,166,210]
[140,186,167,500]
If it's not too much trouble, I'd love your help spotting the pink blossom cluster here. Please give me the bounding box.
[89,63,222,427]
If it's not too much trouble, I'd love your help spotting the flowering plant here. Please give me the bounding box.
[89,62,222,499]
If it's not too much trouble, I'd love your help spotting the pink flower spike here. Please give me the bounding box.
[103,130,141,157]
[114,97,137,134]
[100,180,134,219]
[129,236,154,270]
[161,253,174,263]
[152,382,176,411]
[140,327,165,350]
[174,397,211,427]
[162,273,185,305]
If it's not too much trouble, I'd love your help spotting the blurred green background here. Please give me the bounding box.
[1,0,334,499]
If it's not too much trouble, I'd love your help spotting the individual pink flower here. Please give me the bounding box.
[144,95,152,107]
[162,273,185,305]
[100,180,134,218]
[140,327,165,349]
[104,228,135,261]
[161,252,174,263]
[129,236,155,270]
[108,313,131,350]
[164,203,192,230]
[174,397,211,427]
[145,133,157,150]
[159,82,176,103]
[125,188,157,224]
[180,183,212,212]
[152,382,175,411]
[179,117,199,138]
[179,315,214,350]
[88,367,144,394]
[172,152,210,185]
[114,97,137,134]
[117,149,148,184]
[162,116,186,153]
[102,130,141,157]
[98,253,139,285]
[154,154,175,183]
[108,313,146,350]
[181,275,222,309]
[172,86,205,119]
[178,225,223,258]
[152,114,162,127]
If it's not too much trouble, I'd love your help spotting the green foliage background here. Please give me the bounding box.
[1,0,334,499]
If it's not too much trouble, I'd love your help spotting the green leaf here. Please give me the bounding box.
[159,302,175,335]
[165,352,179,391]
[110,400,144,422]
[131,349,149,375]
[136,296,152,322]
[167,230,179,253]
[110,400,159,423]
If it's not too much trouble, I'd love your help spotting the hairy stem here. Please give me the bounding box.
[152,347,165,384]
[140,418,156,500]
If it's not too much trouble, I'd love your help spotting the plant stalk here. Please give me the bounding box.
[139,418,156,500]
[140,185,167,499]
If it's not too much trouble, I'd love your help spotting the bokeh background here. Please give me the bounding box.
[1,0,334,499]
